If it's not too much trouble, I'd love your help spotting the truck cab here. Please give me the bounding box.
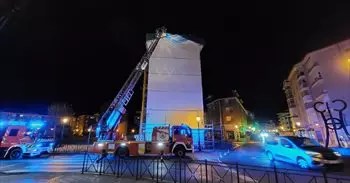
[0,125,55,159]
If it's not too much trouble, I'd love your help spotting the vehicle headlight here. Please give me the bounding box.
[306,151,322,158]
[97,143,104,147]
[334,151,342,157]
[157,142,164,148]
[120,143,126,147]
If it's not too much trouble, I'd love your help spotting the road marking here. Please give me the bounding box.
[0,163,21,170]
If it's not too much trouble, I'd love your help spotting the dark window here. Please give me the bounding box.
[266,139,278,145]
[280,139,293,148]
[9,129,19,136]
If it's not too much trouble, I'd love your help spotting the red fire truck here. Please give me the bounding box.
[92,27,194,157]
[93,125,193,157]
[0,121,56,159]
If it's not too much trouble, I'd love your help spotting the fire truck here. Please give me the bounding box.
[0,121,56,159]
[92,27,194,157]
[93,125,193,157]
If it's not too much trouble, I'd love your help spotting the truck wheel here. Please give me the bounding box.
[174,146,185,157]
[8,148,22,160]
[116,147,129,157]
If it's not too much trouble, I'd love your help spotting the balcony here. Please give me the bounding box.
[299,82,309,91]
[307,62,320,74]
[316,90,329,102]
[303,95,313,104]
[297,72,306,80]
[286,93,293,100]
[304,102,314,109]
[283,80,291,90]
[311,73,324,87]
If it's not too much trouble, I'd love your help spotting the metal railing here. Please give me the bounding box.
[81,152,350,183]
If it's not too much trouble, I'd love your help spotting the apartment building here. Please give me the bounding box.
[277,111,294,131]
[283,39,350,146]
[206,97,254,141]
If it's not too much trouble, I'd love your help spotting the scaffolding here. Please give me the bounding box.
[203,123,215,150]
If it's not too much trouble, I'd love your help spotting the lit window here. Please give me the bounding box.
[226,116,232,121]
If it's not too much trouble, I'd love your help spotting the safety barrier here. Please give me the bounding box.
[81,152,350,183]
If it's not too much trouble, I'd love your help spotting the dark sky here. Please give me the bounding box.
[1,1,350,119]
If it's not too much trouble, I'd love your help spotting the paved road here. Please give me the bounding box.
[219,143,350,177]
[0,149,349,183]
[0,154,85,173]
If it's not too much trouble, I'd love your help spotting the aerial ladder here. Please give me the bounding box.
[96,27,167,141]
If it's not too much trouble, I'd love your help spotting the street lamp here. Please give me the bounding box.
[131,129,135,133]
[87,125,92,145]
[196,116,201,151]
[61,117,69,140]
[296,122,301,127]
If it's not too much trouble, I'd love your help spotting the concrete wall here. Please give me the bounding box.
[145,34,204,141]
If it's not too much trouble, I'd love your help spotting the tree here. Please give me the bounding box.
[48,103,74,140]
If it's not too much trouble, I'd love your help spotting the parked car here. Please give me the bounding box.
[264,136,344,169]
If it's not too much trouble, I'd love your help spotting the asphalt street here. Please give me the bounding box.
[0,154,84,173]
[218,143,350,177]
[0,148,349,183]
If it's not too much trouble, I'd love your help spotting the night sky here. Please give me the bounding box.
[1,1,350,119]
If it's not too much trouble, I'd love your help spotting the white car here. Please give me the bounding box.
[264,136,343,169]
[23,139,55,157]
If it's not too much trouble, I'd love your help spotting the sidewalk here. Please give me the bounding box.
[0,172,152,183]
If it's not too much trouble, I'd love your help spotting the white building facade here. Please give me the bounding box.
[144,33,205,141]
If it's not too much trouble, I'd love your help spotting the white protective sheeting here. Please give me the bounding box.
[145,33,204,140]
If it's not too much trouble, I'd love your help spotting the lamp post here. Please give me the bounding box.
[61,117,69,140]
[196,116,201,151]
[87,126,92,145]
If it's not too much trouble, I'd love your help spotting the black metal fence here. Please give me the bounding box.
[81,152,350,183]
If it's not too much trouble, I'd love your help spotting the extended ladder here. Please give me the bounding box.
[96,27,167,141]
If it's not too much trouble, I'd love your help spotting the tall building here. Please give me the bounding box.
[283,39,350,146]
[144,33,205,141]
[206,97,254,141]
[277,111,294,131]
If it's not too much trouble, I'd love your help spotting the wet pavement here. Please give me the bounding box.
[0,172,152,183]
[0,154,85,173]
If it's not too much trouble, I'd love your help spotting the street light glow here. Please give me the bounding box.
[347,58,350,63]
[235,125,238,129]
[131,129,135,133]
[296,122,301,126]
[62,117,69,124]
[196,116,201,122]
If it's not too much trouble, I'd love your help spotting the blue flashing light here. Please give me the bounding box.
[49,143,55,146]
[36,144,42,147]
[29,121,44,129]
[9,121,26,126]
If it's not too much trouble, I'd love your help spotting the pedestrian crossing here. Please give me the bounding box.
[3,155,86,173]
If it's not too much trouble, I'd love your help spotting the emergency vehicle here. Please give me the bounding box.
[92,27,194,157]
[93,125,193,157]
[0,121,56,159]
